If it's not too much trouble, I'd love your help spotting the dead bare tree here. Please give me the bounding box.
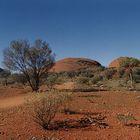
[3,39,55,92]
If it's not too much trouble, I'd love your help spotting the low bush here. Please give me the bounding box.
[117,67,126,78]
[77,69,94,78]
[117,113,136,125]
[9,73,27,85]
[46,74,58,90]
[60,93,73,114]
[76,76,89,85]
[133,67,140,83]
[89,75,103,84]
[26,92,73,129]
[103,68,117,80]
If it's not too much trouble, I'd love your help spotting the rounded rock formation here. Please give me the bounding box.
[109,57,140,68]
[50,58,101,72]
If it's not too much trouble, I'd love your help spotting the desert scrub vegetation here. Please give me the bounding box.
[60,93,73,114]
[132,67,140,83]
[26,92,73,129]
[117,113,136,125]
[76,76,90,85]
[103,68,117,80]
[77,68,94,78]
[119,57,140,89]
[9,136,62,140]
[0,69,11,86]
[46,73,58,90]
[117,67,126,78]
[89,75,103,85]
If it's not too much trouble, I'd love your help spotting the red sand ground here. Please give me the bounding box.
[50,58,101,72]
[0,87,140,140]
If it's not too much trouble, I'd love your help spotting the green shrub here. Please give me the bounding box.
[77,69,94,78]
[89,75,103,84]
[9,73,27,85]
[133,67,140,83]
[65,71,77,78]
[77,76,89,85]
[0,70,11,86]
[117,67,126,78]
[46,74,58,90]
[120,57,140,68]
[92,66,105,73]
[103,68,117,80]
[58,71,78,79]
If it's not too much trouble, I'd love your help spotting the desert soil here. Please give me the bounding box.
[0,87,140,140]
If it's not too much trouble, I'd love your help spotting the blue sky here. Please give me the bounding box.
[0,0,140,67]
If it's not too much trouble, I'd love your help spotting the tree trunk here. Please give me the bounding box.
[129,72,133,89]
[23,73,38,92]
[32,86,39,92]
[32,76,40,92]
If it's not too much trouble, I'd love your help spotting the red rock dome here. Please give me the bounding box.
[109,57,140,68]
[50,58,101,72]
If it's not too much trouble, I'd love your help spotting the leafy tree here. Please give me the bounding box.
[117,67,126,78]
[3,39,55,92]
[120,57,140,88]
[132,67,140,83]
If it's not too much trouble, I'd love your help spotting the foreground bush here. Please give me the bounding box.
[27,92,73,129]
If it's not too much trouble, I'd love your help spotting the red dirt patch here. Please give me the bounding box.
[0,86,31,109]
[0,91,140,140]
[0,86,30,98]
